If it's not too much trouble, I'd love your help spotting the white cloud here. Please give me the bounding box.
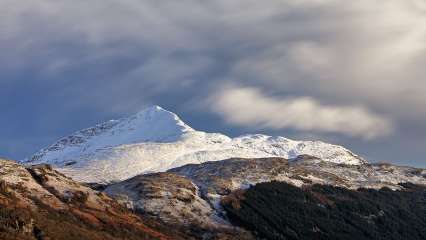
[208,86,394,140]
[230,1,426,120]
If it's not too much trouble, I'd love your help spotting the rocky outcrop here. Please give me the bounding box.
[105,173,215,226]
[105,172,254,239]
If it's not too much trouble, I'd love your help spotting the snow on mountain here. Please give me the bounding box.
[24,106,366,183]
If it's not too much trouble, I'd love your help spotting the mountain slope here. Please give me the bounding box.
[0,158,186,240]
[24,106,366,183]
[222,181,426,240]
[104,156,425,232]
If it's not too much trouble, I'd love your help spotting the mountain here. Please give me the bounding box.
[9,106,426,239]
[24,106,366,183]
[3,154,424,239]
[0,158,188,240]
[104,156,426,231]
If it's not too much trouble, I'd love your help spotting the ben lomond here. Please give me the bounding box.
[0,106,424,240]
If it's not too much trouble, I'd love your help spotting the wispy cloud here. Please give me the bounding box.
[208,86,394,140]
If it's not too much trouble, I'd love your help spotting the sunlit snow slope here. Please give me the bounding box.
[24,106,366,183]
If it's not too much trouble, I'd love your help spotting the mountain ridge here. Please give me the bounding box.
[104,156,425,233]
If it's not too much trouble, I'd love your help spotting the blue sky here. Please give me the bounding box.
[1,1,425,167]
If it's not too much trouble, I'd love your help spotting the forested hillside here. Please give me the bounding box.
[223,182,426,240]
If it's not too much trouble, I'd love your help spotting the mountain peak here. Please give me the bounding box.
[135,105,176,118]
[132,105,194,134]
[25,106,195,164]
[136,105,165,115]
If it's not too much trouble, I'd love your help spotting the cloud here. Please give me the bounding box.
[208,86,394,140]
[230,1,426,121]
[1,1,425,121]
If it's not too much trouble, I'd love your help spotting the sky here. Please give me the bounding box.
[1,0,425,167]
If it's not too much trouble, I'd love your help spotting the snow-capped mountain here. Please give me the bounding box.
[24,106,366,183]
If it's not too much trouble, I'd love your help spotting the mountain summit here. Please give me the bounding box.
[132,105,195,138]
[25,106,366,183]
[27,105,193,162]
